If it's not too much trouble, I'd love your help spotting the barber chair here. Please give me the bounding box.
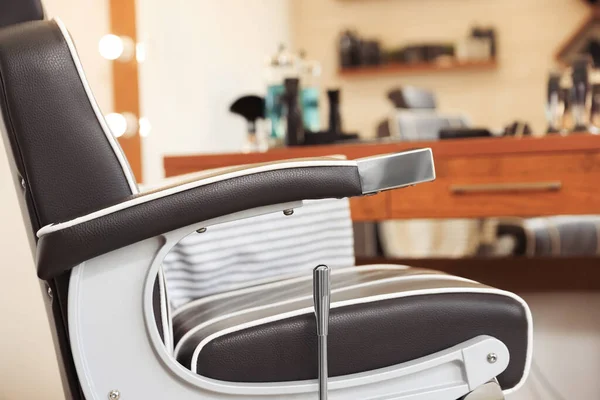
[0,13,531,400]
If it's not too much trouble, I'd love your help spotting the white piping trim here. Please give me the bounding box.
[174,273,474,357]
[36,159,358,237]
[189,286,533,394]
[158,269,174,354]
[172,265,410,317]
[41,2,48,20]
[188,278,482,366]
[53,18,139,195]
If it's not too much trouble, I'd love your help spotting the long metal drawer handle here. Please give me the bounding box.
[450,181,562,194]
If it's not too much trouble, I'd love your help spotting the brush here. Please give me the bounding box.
[229,95,265,136]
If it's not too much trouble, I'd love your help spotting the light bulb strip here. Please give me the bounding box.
[104,112,143,139]
[99,34,135,62]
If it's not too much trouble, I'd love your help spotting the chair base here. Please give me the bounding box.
[66,203,527,400]
[460,380,505,400]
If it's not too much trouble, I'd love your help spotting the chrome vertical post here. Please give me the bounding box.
[313,265,331,400]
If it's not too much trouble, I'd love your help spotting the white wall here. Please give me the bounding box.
[0,1,113,399]
[137,0,292,184]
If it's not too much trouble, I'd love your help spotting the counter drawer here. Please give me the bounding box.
[350,192,389,221]
[390,152,600,218]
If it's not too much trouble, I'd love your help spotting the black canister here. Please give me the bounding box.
[283,78,304,146]
[339,30,361,68]
[327,89,342,135]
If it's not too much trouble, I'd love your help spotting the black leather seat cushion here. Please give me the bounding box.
[173,266,530,390]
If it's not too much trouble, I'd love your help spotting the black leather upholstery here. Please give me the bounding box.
[37,165,362,280]
[173,267,530,390]
[0,0,44,29]
[199,294,527,388]
[0,20,135,232]
[0,20,138,400]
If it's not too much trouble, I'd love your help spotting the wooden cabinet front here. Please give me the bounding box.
[350,192,390,221]
[390,152,600,218]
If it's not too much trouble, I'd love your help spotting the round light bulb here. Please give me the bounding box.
[105,113,127,137]
[99,34,124,61]
[139,117,152,137]
[105,112,138,138]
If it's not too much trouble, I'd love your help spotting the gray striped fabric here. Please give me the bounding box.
[522,216,600,256]
[162,198,355,308]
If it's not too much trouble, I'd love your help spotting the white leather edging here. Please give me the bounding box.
[189,285,533,395]
[36,159,358,237]
[54,18,139,195]
[175,271,475,358]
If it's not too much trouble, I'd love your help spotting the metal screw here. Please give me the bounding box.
[108,390,120,399]
[487,353,498,364]
[20,178,26,190]
[196,227,207,234]
[46,284,53,300]
[283,209,294,216]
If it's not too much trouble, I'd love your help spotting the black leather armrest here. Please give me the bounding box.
[36,151,434,280]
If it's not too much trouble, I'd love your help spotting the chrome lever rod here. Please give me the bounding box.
[313,265,331,400]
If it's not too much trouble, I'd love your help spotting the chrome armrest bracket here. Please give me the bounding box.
[356,148,436,195]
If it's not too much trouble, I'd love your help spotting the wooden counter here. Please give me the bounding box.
[163,135,600,292]
[164,135,600,221]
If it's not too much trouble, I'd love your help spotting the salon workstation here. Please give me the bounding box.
[1,0,600,400]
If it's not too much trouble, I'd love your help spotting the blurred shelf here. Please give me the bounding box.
[338,59,498,78]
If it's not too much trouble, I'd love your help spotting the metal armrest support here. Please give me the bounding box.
[357,148,436,194]
[35,149,434,280]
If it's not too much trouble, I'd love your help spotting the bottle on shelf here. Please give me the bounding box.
[339,30,361,68]
[570,56,592,133]
[590,69,600,134]
[264,44,299,147]
[560,72,574,133]
[299,50,322,133]
[546,71,564,134]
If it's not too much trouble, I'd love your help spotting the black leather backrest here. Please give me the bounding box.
[0,20,136,234]
[0,0,44,29]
